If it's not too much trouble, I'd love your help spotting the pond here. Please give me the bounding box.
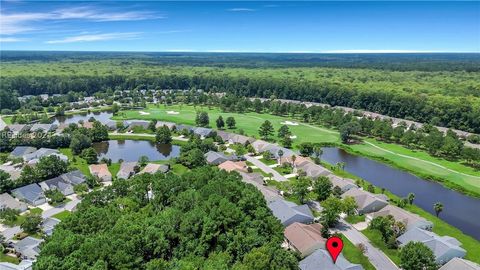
[320,147,480,241]
[92,140,181,162]
[52,111,113,125]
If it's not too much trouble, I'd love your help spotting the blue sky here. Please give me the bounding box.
[1,1,479,52]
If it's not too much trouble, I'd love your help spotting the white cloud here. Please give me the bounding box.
[227,8,255,12]
[0,36,27,42]
[46,32,141,44]
[0,6,160,35]
[320,49,442,53]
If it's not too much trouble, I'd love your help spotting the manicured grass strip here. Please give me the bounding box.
[341,235,375,270]
[0,253,20,264]
[171,164,188,175]
[52,210,71,221]
[29,208,43,214]
[345,214,366,224]
[108,163,121,177]
[362,228,401,265]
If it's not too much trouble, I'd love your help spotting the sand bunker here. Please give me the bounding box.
[166,111,180,115]
[139,111,150,115]
[281,121,299,126]
[290,135,297,139]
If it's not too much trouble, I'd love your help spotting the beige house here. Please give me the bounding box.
[218,161,249,173]
[284,222,325,258]
[89,164,112,182]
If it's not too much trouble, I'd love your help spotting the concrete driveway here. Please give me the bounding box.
[244,155,288,182]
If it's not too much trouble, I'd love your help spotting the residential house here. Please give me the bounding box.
[39,94,49,101]
[439,258,480,270]
[0,163,23,181]
[124,120,150,130]
[341,188,388,214]
[296,162,330,179]
[218,161,249,173]
[397,227,466,265]
[82,121,94,129]
[117,162,139,179]
[280,155,311,167]
[205,151,238,165]
[155,121,176,130]
[42,217,61,236]
[251,140,271,153]
[22,148,68,163]
[328,175,357,193]
[11,184,46,206]
[238,172,281,203]
[216,130,234,142]
[0,260,33,270]
[6,124,30,136]
[268,199,314,227]
[139,163,170,174]
[0,193,28,212]
[9,146,37,159]
[193,127,213,138]
[60,170,87,186]
[299,249,363,270]
[30,123,56,133]
[39,177,74,196]
[89,164,112,182]
[176,124,194,133]
[228,134,255,145]
[284,222,326,258]
[104,120,118,130]
[13,237,43,260]
[367,205,433,230]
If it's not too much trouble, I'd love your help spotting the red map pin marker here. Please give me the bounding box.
[326,236,344,263]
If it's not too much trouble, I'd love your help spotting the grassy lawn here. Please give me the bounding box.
[52,210,71,221]
[362,228,401,265]
[59,148,91,177]
[2,215,26,227]
[171,164,188,175]
[29,208,43,214]
[113,104,480,197]
[0,253,20,264]
[108,163,121,177]
[341,235,375,270]
[324,161,480,264]
[274,165,293,175]
[345,214,366,224]
[258,158,278,166]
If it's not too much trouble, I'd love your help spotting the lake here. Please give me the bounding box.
[92,140,181,162]
[52,111,113,125]
[321,147,480,241]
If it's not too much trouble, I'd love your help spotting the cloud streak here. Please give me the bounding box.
[0,6,160,35]
[227,8,255,12]
[46,32,141,44]
[0,37,28,42]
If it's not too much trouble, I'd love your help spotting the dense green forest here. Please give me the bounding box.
[34,167,298,270]
[1,52,479,132]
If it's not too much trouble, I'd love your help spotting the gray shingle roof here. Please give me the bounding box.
[439,258,480,270]
[268,199,314,226]
[9,146,37,158]
[11,183,45,205]
[13,237,43,260]
[60,170,86,185]
[39,177,74,195]
[299,249,363,270]
[0,193,28,212]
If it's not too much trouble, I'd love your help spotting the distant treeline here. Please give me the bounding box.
[1,54,479,133]
[2,51,480,71]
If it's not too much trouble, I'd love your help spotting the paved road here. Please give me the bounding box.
[243,155,288,182]
[336,220,399,270]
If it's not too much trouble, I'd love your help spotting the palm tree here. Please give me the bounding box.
[313,145,323,163]
[335,162,346,171]
[407,193,415,205]
[434,202,443,217]
[291,155,297,168]
[277,149,284,165]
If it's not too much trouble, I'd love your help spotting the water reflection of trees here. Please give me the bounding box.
[156,143,173,157]
[93,141,109,155]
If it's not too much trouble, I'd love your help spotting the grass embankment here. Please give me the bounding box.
[113,104,480,198]
[52,210,71,221]
[341,235,376,270]
[324,162,480,264]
